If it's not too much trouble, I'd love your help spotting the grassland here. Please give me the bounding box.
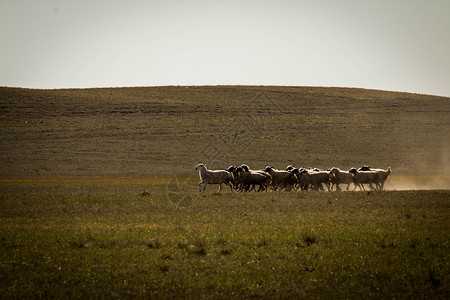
[0,86,449,298]
[1,181,449,299]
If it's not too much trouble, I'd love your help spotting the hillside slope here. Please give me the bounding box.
[1,86,449,177]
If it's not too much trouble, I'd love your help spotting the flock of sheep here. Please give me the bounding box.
[195,164,392,193]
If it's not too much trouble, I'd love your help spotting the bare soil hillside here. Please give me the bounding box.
[1,86,449,178]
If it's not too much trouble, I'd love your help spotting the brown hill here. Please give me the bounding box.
[1,86,449,177]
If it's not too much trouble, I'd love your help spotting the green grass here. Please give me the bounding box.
[1,185,449,298]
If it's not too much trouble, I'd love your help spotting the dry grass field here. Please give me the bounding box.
[1,86,449,182]
[1,86,449,298]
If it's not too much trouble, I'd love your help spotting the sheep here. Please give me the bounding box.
[289,168,328,190]
[264,166,298,191]
[298,169,332,191]
[329,168,356,191]
[226,165,241,191]
[288,168,307,190]
[286,165,294,171]
[285,165,301,189]
[234,166,271,192]
[195,164,233,193]
[328,171,339,191]
[348,168,380,191]
[287,168,313,190]
[239,164,272,191]
[358,166,391,191]
[228,165,254,191]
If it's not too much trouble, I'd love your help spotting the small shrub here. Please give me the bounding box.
[409,239,419,249]
[159,265,170,273]
[300,266,316,272]
[160,254,173,260]
[177,242,188,249]
[147,240,161,249]
[257,239,268,247]
[71,241,88,249]
[302,232,318,246]
[429,270,441,288]
[221,249,232,255]
[193,247,207,256]
[380,239,397,249]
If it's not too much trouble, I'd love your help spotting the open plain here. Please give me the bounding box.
[1,86,449,298]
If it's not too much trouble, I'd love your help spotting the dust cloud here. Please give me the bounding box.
[384,175,450,191]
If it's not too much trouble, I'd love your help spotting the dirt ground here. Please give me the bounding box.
[1,86,449,184]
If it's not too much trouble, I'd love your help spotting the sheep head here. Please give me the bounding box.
[240,164,250,172]
[358,166,371,171]
[195,164,205,171]
[289,168,300,175]
[226,166,236,172]
[264,166,273,172]
[348,168,357,174]
[330,167,339,174]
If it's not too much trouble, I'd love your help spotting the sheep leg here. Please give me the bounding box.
[374,183,380,191]
[216,183,223,193]
[376,181,383,191]
[324,182,331,191]
[318,183,324,191]
[198,181,204,193]
[199,182,207,192]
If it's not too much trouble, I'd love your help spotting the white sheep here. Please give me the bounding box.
[348,168,380,191]
[234,166,271,192]
[195,164,233,193]
[299,169,332,191]
[226,165,241,191]
[329,168,356,191]
[358,166,391,191]
[264,166,298,191]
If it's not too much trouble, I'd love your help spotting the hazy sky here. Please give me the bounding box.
[1,0,450,97]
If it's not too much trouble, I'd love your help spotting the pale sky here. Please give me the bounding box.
[1,0,450,97]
